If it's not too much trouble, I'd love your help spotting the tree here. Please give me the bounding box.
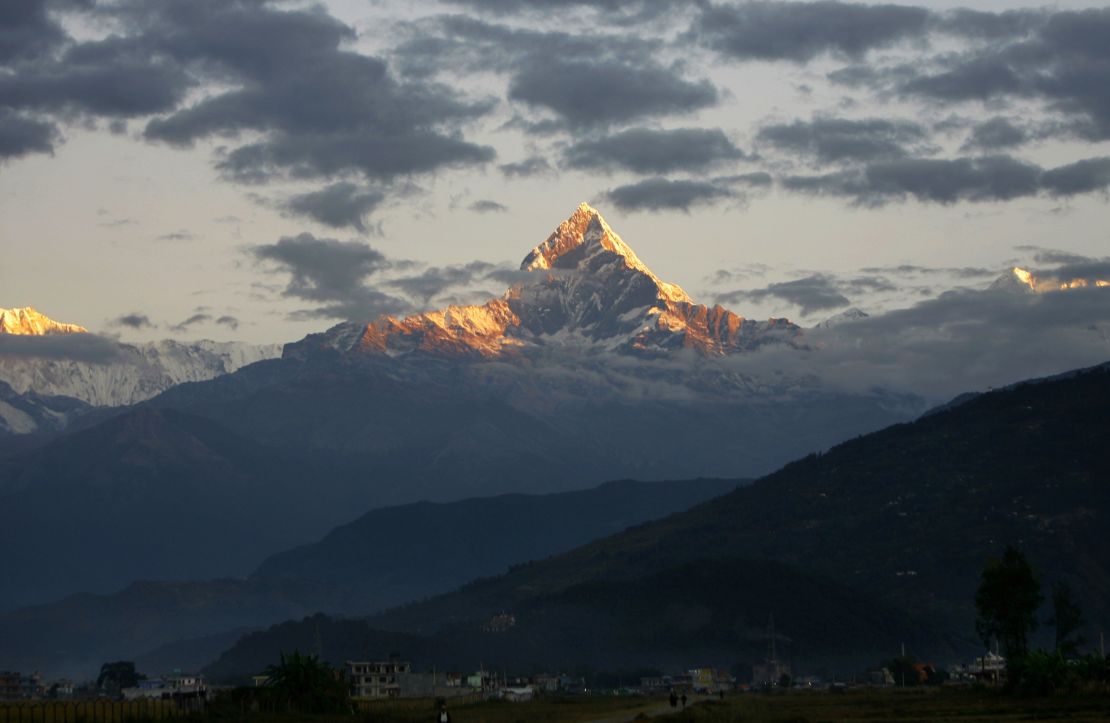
[975,546,1043,660]
[1047,580,1084,657]
[96,661,144,694]
[264,650,348,714]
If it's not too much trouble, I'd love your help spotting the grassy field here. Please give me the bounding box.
[656,689,1110,723]
[4,690,1110,723]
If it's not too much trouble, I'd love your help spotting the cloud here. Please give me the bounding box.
[781,155,1110,206]
[109,313,153,330]
[215,315,239,330]
[508,57,717,130]
[468,200,507,213]
[385,261,507,306]
[1,1,496,189]
[155,230,195,242]
[170,312,211,332]
[0,333,124,364]
[718,274,852,315]
[563,127,749,174]
[756,117,931,165]
[283,183,385,233]
[251,232,406,321]
[1040,157,1110,197]
[0,0,68,64]
[0,109,58,159]
[691,1,930,63]
[603,177,735,212]
[960,117,1028,152]
[499,156,553,178]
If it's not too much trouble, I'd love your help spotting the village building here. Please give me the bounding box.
[346,660,411,699]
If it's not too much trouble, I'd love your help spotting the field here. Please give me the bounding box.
[3,689,1110,723]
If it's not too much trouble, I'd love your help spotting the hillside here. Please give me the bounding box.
[0,478,737,677]
[356,362,1110,660]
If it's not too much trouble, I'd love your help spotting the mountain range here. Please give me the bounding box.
[203,361,1110,681]
[0,478,738,678]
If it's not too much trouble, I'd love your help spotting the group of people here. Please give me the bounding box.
[668,690,688,709]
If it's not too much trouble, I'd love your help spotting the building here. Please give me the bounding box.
[346,660,411,699]
[0,672,22,701]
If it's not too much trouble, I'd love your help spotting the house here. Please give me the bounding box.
[499,686,534,702]
[346,660,411,699]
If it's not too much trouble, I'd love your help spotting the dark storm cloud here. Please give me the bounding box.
[0,333,124,364]
[718,275,852,315]
[691,1,929,63]
[563,127,749,174]
[283,183,385,234]
[931,8,1046,41]
[109,313,154,329]
[468,200,508,213]
[781,155,1110,206]
[960,117,1028,151]
[508,58,717,130]
[1040,157,1110,196]
[251,232,407,321]
[0,0,68,64]
[499,156,553,178]
[756,117,931,165]
[0,109,57,159]
[603,177,735,212]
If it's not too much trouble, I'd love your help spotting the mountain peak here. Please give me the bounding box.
[0,306,87,335]
[519,203,691,304]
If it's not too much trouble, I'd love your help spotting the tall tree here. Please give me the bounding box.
[1047,580,1084,657]
[975,546,1042,659]
[96,661,144,694]
[264,650,348,713]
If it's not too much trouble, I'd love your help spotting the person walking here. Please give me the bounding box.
[680,692,687,708]
[437,704,451,722]
[669,691,677,708]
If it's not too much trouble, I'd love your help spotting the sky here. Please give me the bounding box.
[1,0,1110,350]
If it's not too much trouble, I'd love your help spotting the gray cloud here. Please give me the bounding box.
[1040,157,1110,196]
[499,156,553,178]
[215,315,239,330]
[170,313,211,332]
[718,274,852,315]
[692,1,930,63]
[109,313,153,330]
[508,57,717,130]
[155,230,194,242]
[782,155,1110,206]
[960,117,1028,152]
[1,1,496,190]
[0,109,57,159]
[468,199,507,213]
[0,333,123,364]
[385,261,505,306]
[284,183,385,234]
[604,177,735,213]
[564,127,749,174]
[251,232,406,321]
[757,117,931,165]
[0,0,68,64]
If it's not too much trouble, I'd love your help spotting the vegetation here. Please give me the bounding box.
[261,651,349,714]
[1048,580,1084,657]
[975,546,1042,659]
[96,661,145,695]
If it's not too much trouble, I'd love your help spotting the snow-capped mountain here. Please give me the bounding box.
[814,307,869,329]
[0,380,90,435]
[0,307,281,408]
[990,266,1110,294]
[0,307,87,335]
[0,339,282,408]
[287,203,800,361]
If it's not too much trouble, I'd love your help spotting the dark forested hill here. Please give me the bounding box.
[358,362,1110,662]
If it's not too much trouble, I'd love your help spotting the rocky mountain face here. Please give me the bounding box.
[0,381,91,435]
[990,266,1110,294]
[288,204,800,361]
[0,307,87,335]
[0,306,281,410]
